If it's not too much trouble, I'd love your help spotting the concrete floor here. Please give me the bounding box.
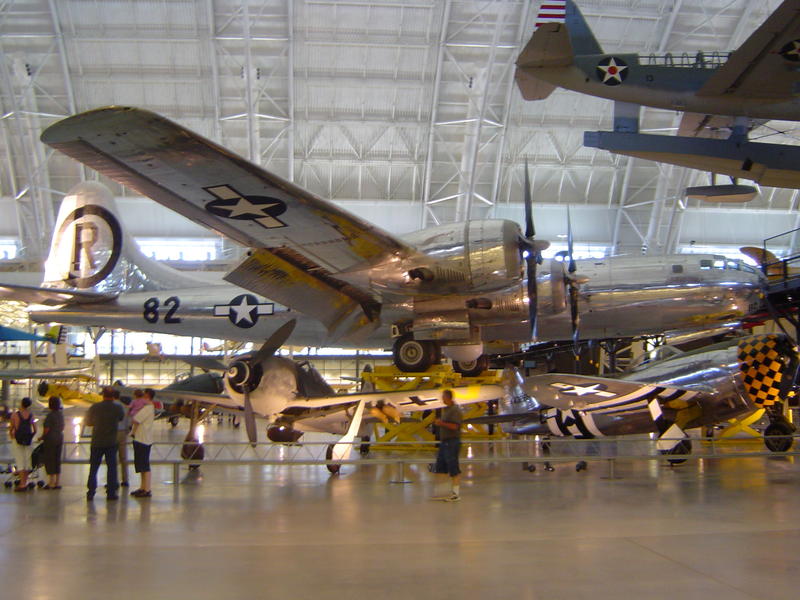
[1,420,798,600]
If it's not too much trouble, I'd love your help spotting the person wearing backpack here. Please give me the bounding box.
[8,397,37,492]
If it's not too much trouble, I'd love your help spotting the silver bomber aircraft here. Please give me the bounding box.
[497,333,798,456]
[0,106,764,374]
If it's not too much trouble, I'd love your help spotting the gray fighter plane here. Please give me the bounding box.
[117,318,505,470]
[516,0,800,189]
[0,107,764,374]
[497,333,798,456]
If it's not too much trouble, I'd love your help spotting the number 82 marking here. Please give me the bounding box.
[143,296,182,324]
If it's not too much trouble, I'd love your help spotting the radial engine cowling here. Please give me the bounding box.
[225,355,264,394]
[222,355,300,420]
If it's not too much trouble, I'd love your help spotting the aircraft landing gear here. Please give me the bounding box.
[325,444,341,474]
[359,435,370,456]
[393,334,440,372]
[661,439,692,465]
[452,355,489,377]
[764,420,795,453]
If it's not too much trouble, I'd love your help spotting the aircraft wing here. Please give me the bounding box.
[697,0,800,100]
[282,384,505,414]
[138,383,503,421]
[520,373,701,412]
[0,282,115,306]
[0,366,93,380]
[41,107,419,341]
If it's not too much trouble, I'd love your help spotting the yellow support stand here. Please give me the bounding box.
[717,408,765,439]
[365,364,506,451]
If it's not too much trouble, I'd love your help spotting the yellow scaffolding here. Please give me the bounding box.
[363,365,506,451]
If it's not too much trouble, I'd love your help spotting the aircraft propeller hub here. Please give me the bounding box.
[226,358,262,394]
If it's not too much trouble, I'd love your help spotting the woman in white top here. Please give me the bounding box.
[130,388,155,498]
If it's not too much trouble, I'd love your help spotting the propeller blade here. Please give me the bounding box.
[243,385,257,445]
[182,356,228,372]
[564,205,579,354]
[569,280,580,354]
[523,160,534,239]
[566,205,576,274]
[251,319,297,365]
[526,253,538,341]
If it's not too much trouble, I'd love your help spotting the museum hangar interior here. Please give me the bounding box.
[0,1,798,599]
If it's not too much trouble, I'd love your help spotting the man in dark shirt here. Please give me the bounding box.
[85,387,125,500]
[432,389,463,502]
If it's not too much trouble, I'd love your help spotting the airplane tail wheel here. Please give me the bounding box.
[661,439,692,464]
[393,335,438,372]
[452,355,489,377]
[325,444,341,474]
[764,422,794,453]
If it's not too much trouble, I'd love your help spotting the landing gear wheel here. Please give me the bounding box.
[393,335,440,372]
[325,444,341,474]
[575,461,587,472]
[452,355,489,377]
[661,439,692,464]
[764,422,794,452]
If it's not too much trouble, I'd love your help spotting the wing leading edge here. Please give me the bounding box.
[41,107,419,341]
[697,0,800,100]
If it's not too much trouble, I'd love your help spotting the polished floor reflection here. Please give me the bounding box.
[1,420,798,600]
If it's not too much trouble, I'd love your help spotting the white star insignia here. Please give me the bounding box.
[551,382,616,398]
[597,57,627,84]
[223,197,268,218]
[230,295,257,325]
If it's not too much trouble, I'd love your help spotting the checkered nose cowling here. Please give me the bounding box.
[737,334,796,407]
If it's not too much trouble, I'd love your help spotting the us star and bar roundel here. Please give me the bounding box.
[213,294,275,329]
[203,184,288,230]
[596,57,628,85]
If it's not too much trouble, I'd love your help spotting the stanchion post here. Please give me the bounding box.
[389,461,413,484]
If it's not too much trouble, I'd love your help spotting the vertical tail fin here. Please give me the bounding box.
[43,181,124,292]
[43,181,206,294]
[563,0,603,56]
[516,1,604,100]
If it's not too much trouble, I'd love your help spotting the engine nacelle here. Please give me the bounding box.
[401,219,523,295]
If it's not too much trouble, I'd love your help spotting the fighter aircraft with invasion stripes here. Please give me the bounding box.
[495,333,799,458]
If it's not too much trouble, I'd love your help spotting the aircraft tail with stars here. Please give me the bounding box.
[41,180,208,297]
[516,0,604,100]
